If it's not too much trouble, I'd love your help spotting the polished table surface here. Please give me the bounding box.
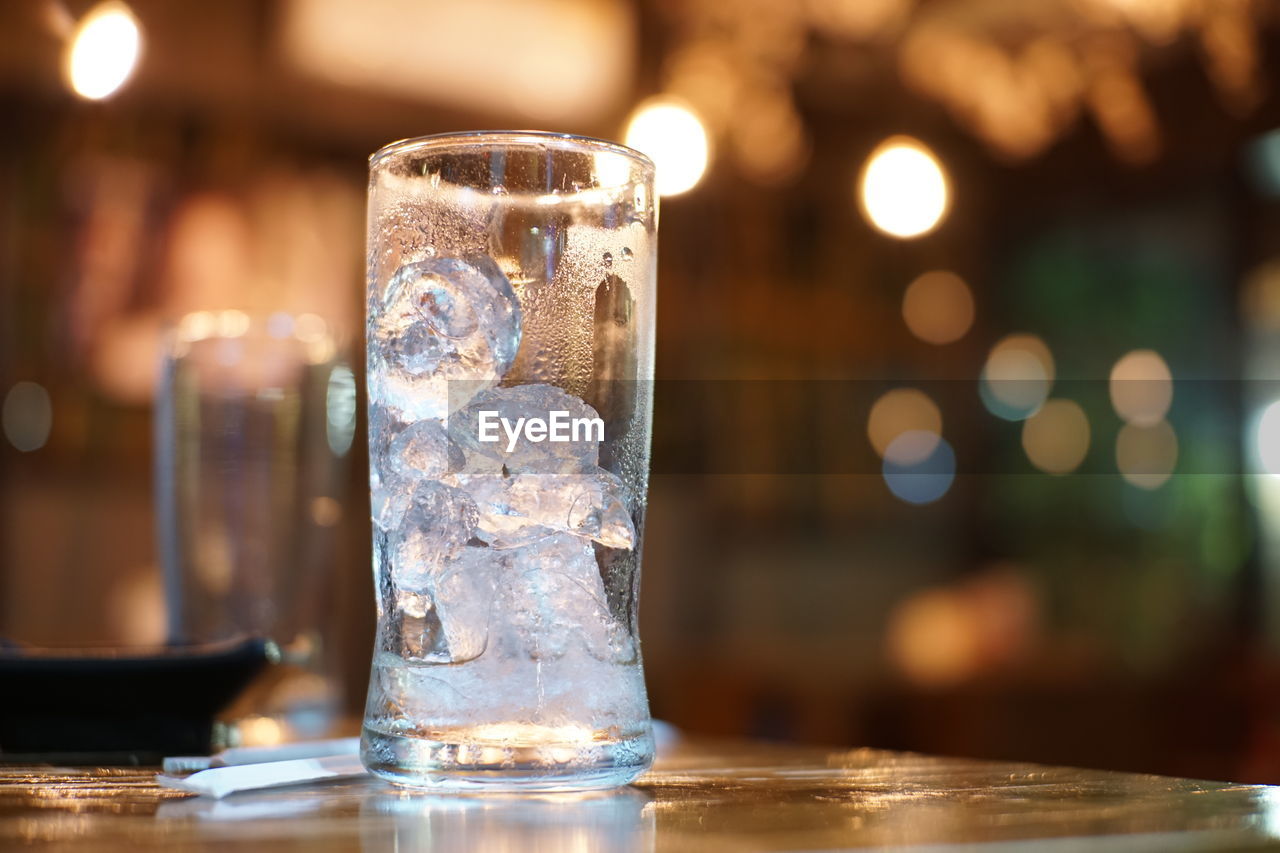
[4,738,1280,851]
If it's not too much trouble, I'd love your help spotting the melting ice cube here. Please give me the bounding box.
[496,533,632,662]
[387,546,497,664]
[459,470,635,550]
[388,419,462,480]
[377,479,493,665]
[388,480,478,588]
[368,255,522,420]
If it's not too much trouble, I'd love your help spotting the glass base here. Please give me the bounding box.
[361,724,654,792]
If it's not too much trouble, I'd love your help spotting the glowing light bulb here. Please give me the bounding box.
[624,97,709,197]
[66,2,142,101]
[858,136,949,238]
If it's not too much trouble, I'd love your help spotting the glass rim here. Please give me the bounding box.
[160,309,340,347]
[369,130,655,174]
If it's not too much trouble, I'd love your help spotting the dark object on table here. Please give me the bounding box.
[0,637,273,765]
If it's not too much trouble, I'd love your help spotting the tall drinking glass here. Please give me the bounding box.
[362,132,657,790]
[155,310,352,740]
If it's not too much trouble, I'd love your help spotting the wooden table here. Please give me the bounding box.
[3,739,1279,850]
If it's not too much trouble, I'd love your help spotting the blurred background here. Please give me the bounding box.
[6,0,1280,782]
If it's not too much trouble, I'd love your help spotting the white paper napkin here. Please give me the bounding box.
[156,753,368,798]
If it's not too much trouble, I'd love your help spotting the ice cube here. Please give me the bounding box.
[372,419,467,530]
[458,469,634,551]
[429,546,499,663]
[386,586,447,662]
[368,255,522,420]
[367,403,404,487]
[388,419,462,480]
[372,482,414,532]
[566,472,635,549]
[496,533,632,662]
[377,478,492,665]
[389,480,478,589]
[454,473,558,550]
[388,546,497,664]
[451,384,603,474]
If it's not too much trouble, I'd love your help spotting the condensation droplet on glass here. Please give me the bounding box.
[621,247,633,261]
[603,252,613,268]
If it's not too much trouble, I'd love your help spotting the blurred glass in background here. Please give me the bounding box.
[156,310,354,741]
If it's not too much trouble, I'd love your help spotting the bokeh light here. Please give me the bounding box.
[1241,260,1280,331]
[2,382,53,453]
[886,587,980,687]
[66,2,142,101]
[1021,398,1090,475]
[310,496,343,527]
[624,97,709,197]
[1109,349,1172,426]
[1247,130,1280,198]
[1256,400,1280,476]
[236,715,284,747]
[1116,420,1178,490]
[902,270,974,345]
[882,431,956,505]
[857,136,950,239]
[730,86,810,187]
[980,333,1054,420]
[326,364,357,456]
[867,388,942,461]
[886,570,1040,688]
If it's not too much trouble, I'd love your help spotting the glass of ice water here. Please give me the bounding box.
[361,132,657,791]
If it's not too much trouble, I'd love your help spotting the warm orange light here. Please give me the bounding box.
[1109,349,1172,426]
[858,136,949,238]
[867,388,942,462]
[981,334,1054,420]
[1021,398,1090,475]
[902,271,974,345]
[66,2,142,101]
[624,97,709,196]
